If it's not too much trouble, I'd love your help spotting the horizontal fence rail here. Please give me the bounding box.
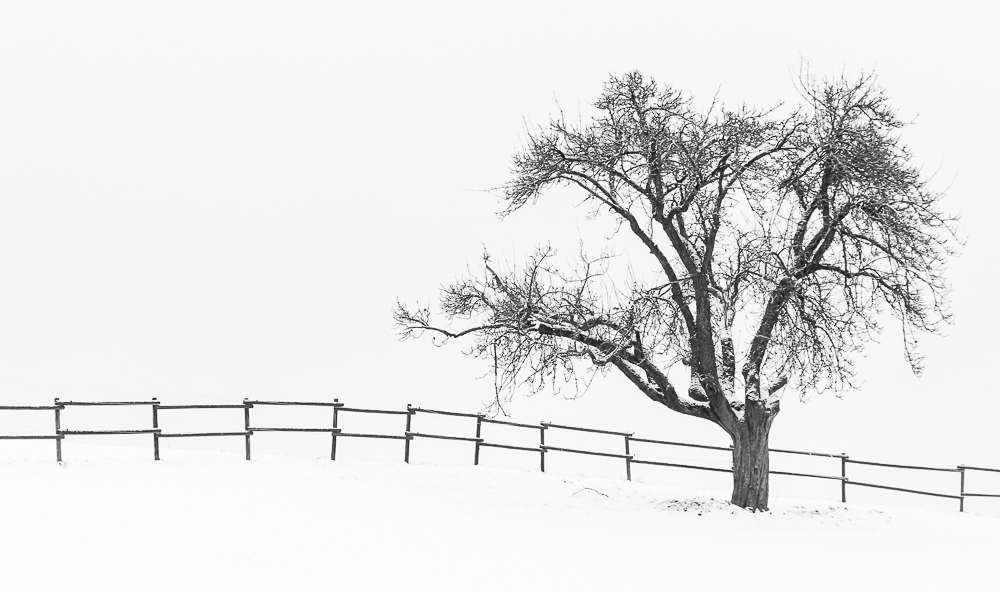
[59,429,161,435]
[245,400,342,407]
[406,432,482,443]
[0,434,64,440]
[769,447,848,459]
[408,406,479,419]
[769,469,846,481]
[540,444,633,460]
[158,432,251,438]
[0,405,63,410]
[480,417,539,429]
[629,458,735,474]
[251,427,341,433]
[337,407,410,415]
[479,442,539,453]
[156,404,247,410]
[847,480,964,500]
[846,458,960,472]
[960,465,1000,474]
[56,400,158,406]
[541,421,632,437]
[0,402,67,460]
[335,433,408,440]
[628,436,732,452]
[0,397,996,513]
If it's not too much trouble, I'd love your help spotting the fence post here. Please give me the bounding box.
[841,454,848,503]
[625,434,632,481]
[539,424,546,473]
[54,398,62,463]
[404,405,413,463]
[474,415,482,466]
[331,399,339,461]
[152,398,160,460]
[958,466,966,512]
[243,399,252,461]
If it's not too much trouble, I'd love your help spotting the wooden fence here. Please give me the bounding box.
[1,398,997,513]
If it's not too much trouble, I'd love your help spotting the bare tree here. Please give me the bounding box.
[394,71,956,510]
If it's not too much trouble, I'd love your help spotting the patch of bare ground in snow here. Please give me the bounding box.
[650,497,742,515]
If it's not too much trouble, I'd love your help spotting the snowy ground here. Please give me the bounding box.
[2,446,997,591]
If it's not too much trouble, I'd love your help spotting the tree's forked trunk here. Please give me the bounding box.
[730,407,774,511]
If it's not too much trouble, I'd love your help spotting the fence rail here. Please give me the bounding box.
[960,465,1000,474]
[406,431,482,443]
[251,427,341,433]
[541,421,632,437]
[0,434,64,440]
[408,406,478,419]
[158,431,250,438]
[846,458,960,472]
[479,417,538,429]
[847,480,964,500]
[629,458,734,473]
[336,407,410,415]
[628,436,732,452]
[479,442,539,453]
[540,444,633,460]
[769,469,846,481]
[1,397,997,513]
[245,400,342,407]
[56,400,157,406]
[769,446,847,459]
[335,432,408,440]
[156,404,247,410]
[0,405,63,410]
[60,429,161,436]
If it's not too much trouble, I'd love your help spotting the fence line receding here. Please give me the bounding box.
[1,397,996,513]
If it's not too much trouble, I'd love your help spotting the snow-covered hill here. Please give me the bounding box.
[2,446,996,591]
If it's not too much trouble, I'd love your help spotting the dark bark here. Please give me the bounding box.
[395,71,955,513]
[730,399,776,510]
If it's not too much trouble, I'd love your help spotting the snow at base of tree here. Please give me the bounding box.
[1,446,996,591]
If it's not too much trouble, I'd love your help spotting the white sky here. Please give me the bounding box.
[1,2,998,471]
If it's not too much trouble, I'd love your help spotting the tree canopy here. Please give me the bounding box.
[394,70,956,509]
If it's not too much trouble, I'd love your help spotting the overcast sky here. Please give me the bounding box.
[1,1,997,470]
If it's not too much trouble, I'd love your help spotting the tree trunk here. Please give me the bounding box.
[730,401,775,511]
